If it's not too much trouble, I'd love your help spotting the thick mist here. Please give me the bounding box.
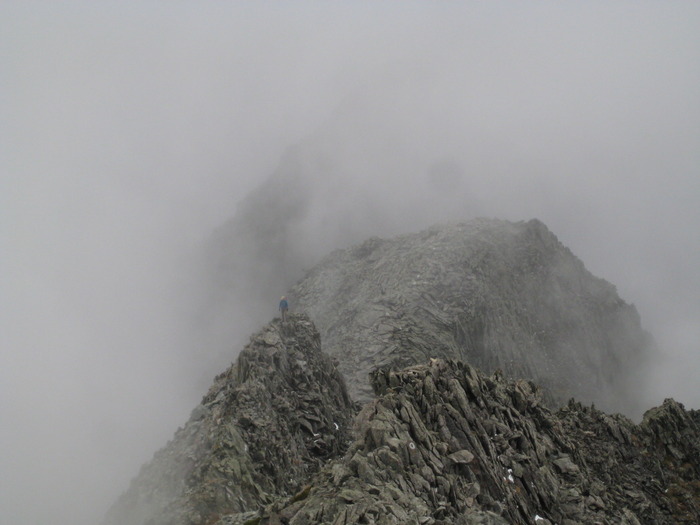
[2,3,699,525]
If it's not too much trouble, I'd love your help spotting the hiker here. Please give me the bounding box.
[279,296,289,322]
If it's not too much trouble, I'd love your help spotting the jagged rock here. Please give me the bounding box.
[104,316,699,525]
[105,220,699,525]
[290,218,654,416]
[102,315,354,525]
[246,358,699,525]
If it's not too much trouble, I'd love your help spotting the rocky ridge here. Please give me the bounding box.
[103,315,354,525]
[241,350,699,525]
[104,316,699,525]
[291,218,653,416]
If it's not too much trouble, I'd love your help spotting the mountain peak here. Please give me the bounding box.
[103,314,354,525]
[290,218,652,415]
[105,219,694,525]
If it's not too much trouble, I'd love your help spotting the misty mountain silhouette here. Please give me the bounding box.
[104,221,699,525]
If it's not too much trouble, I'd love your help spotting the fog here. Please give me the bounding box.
[2,3,699,524]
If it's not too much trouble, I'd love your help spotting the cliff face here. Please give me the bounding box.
[291,218,653,416]
[104,316,699,525]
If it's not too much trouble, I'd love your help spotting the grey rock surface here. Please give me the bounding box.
[104,316,699,525]
[243,357,699,525]
[103,315,354,525]
[290,218,654,416]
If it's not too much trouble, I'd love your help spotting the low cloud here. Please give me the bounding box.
[2,3,699,524]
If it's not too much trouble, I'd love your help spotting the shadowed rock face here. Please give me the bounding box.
[102,315,354,525]
[290,218,653,416]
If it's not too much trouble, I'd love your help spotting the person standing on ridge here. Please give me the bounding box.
[279,296,289,322]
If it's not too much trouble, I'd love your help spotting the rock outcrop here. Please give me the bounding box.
[291,218,653,416]
[104,316,699,525]
[230,356,700,525]
[104,217,699,525]
[103,315,354,525]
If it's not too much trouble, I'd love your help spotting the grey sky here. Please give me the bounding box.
[2,3,699,524]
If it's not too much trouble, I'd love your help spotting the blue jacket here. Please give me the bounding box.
[279,299,289,310]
